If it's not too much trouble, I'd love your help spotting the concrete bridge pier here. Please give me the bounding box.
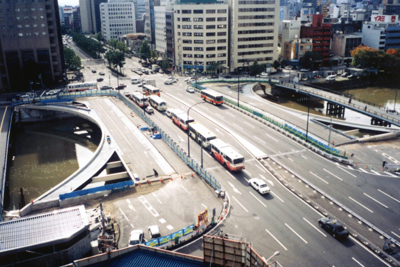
[326,103,345,118]
[371,118,391,127]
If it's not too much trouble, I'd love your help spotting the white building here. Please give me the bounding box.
[281,20,301,56]
[135,0,146,19]
[155,0,174,58]
[362,16,400,51]
[174,1,229,74]
[100,0,136,41]
[228,0,279,72]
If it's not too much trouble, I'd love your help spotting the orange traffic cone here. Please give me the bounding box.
[191,173,193,177]
[148,179,151,184]
[181,174,183,179]
[160,177,163,182]
[171,176,173,181]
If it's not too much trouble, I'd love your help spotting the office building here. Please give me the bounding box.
[362,15,400,50]
[331,32,362,57]
[0,0,65,92]
[282,38,313,61]
[80,0,107,34]
[154,0,174,63]
[281,20,301,57]
[145,0,160,46]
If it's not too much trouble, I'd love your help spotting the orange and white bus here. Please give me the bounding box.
[130,92,149,108]
[143,84,161,96]
[188,122,216,149]
[149,95,167,111]
[209,139,245,171]
[171,110,194,131]
[67,82,98,92]
[201,89,223,105]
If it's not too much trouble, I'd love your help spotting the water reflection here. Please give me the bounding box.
[5,117,101,210]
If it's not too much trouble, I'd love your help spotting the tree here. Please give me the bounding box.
[105,50,125,72]
[116,41,128,53]
[95,32,105,43]
[150,50,158,63]
[350,45,384,69]
[108,39,118,49]
[139,41,151,61]
[64,47,81,70]
[161,58,170,70]
[249,61,263,76]
[273,60,280,70]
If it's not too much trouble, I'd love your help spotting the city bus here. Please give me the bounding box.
[130,92,149,108]
[171,110,194,131]
[188,122,217,149]
[201,89,223,105]
[209,139,245,171]
[148,95,167,111]
[67,82,98,92]
[143,84,161,96]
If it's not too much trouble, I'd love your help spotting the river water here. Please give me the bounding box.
[5,117,101,211]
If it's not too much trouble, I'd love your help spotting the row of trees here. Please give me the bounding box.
[71,31,105,58]
[105,50,125,73]
[64,47,81,70]
[351,45,400,73]
[139,41,170,70]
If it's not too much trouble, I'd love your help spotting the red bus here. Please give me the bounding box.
[67,82,98,92]
[130,92,149,108]
[171,110,194,131]
[143,84,161,96]
[209,139,245,171]
[201,89,223,105]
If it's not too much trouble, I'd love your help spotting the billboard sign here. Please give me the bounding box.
[371,15,398,23]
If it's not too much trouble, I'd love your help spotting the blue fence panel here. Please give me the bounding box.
[183,224,195,236]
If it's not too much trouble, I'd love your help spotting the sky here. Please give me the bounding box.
[58,0,79,6]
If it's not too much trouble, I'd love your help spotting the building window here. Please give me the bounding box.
[217,46,226,50]
[206,18,215,22]
[217,32,226,36]
[183,47,193,50]
[193,17,203,22]
[194,25,203,29]
[193,10,203,14]
[194,54,204,58]
[206,54,216,57]
[182,10,191,14]
[182,18,191,22]
[183,40,192,43]
[194,32,203,36]
[206,32,215,36]
[207,40,216,44]
[206,9,215,14]
[217,17,227,21]
[218,53,226,57]
[217,39,226,43]
[194,40,203,44]
[183,32,192,36]
[194,47,204,51]
[217,24,226,29]
[206,25,215,29]
[217,9,227,13]
[182,25,192,29]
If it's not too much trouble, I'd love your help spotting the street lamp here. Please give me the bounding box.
[265,251,280,264]
[187,101,206,166]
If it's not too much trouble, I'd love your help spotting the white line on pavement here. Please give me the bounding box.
[352,257,365,267]
[256,164,266,173]
[378,189,400,203]
[270,191,284,202]
[323,168,343,181]
[371,170,381,176]
[232,123,243,130]
[265,133,279,142]
[215,128,224,135]
[349,196,374,213]
[285,223,308,244]
[301,155,307,159]
[288,158,294,162]
[363,193,388,208]
[130,223,135,228]
[384,171,397,177]
[359,168,369,173]
[226,112,235,117]
[202,203,207,209]
[126,199,136,211]
[337,166,357,178]
[139,196,160,217]
[215,113,225,119]
[253,135,266,144]
[303,217,326,237]
[265,229,288,251]
[391,231,400,239]
[244,121,255,129]
[180,185,190,194]
[309,171,329,184]
[152,193,163,204]
[232,195,248,212]
[160,189,169,198]
[119,208,130,223]
[347,166,354,170]
[249,191,267,207]
[225,170,236,180]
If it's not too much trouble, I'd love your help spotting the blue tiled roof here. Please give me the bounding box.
[86,249,207,267]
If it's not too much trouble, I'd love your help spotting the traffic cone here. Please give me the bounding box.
[31,199,33,203]
[181,174,183,179]
[148,179,151,184]
[171,176,173,181]
[191,173,193,177]
[138,182,141,186]
[160,177,163,182]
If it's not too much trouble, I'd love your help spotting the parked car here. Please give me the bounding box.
[248,178,270,194]
[347,74,355,79]
[148,225,161,239]
[285,66,293,70]
[115,84,127,90]
[97,78,104,82]
[184,77,192,82]
[92,69,96,73]
[300,68,310,72]
[129,230,144,246]
[326,75,336,81]
[164,79,174,85]
[341,72,350,77]
[99,72,105,76]
[318,218,349,239]
[100,85,113,90]
[142,69,149,75]
[145,106,154,114]
[159,69,164,74]
[186,87,195,93]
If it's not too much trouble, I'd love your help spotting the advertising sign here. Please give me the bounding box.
[183,224,194,236]
[371,15,398,23]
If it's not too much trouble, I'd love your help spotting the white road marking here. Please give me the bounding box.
[309,171,329,184]
[244,121,255,129]
[349,196,374,213]
[126,199,136,211]
[180,185,190,194]
[160,189,169,198]
[253,135,266,144]
[347,166,354,170]
[337,166,357,178]
[130,223,134,228]
[371,170,381,176]
[228,181,242,195]
[178,135,185,142]
[202,203,207,209]
[303,217,327,237]
[265,229,288,251]
[352,257,365,267]
[323,168,343,181]
[391,231,400,239]
[226,112,235,117]
[270,191,284,202]
[363,193,388,208]
[285,223,308,243]
[249,191,267,207]
[139,196,160,217]
[166,225,174,230]
[260,175,274,186]
[232,196,249,212]
[243,170,252,177]
[230,121,243,129]
[225,170,236,180]
[265,133,279,142]
[384,171,397,177]
[288,158,294,162]
[159,218,166,224]
[215,128,224,135]
[359,168,369,173]
[152,193,163,204]
[215,113,225,119]
[378,189,400,203]
[301,155,307,159]
[256,164,266,173]
[119,208,130,223]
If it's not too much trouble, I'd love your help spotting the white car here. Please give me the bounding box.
[325,75,336,81]
[129,230,144,246]
[341,72,349,77]
[164,79,174,85]
[184,77,192,82]
[248,178,270,194]
[145,106,154,114]
[148,225,161,239]
[165,108,176,118]
[186,87,195,93]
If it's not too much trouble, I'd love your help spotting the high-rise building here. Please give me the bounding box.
[362,15,400,50]
[281,20,301,56]
[0,0,65,92]
[154,0,174,61]
[100,0,136,41]
[145,0,160,47]
[80,0,107,34]
[174,0,229,74]
[135,0,146,19]
[228,0,279,72]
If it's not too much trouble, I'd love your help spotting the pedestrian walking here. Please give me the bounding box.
[153,169,158,177]
[364,105,367,111]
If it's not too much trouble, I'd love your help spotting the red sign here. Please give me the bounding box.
[371,15,398,23]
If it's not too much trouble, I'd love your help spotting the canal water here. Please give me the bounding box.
[5,117,101,211]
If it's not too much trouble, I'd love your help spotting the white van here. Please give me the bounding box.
[326,75,336,81]
[131,78,141,84]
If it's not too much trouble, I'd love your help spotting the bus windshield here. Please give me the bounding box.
[233,157,245,164]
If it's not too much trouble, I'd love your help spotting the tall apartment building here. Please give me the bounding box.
[154,0,174,62]
[73,7,81,31]
[100,0,136,41]
[174,0,229,74]
[0,0,64,92]
[135,0,146,19]
[80,0,107,34]
[228,0,279,72]
[145,0,160,47]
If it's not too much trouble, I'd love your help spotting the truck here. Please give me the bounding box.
[145,79,156,87]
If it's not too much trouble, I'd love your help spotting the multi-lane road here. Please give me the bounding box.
[71,41,399,266]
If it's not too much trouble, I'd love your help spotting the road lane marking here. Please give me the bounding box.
[180,185,190,194]
[202,203,207,209]
[370,170,381,176]
[159,218,166,224]
[0,106,7,136]
[232,196,248,212]
[243,170,252,177]
[285,223,308,244]
[265,133,279,142]
[226,112,235,117]
[359,168,369,173]
[244,121,255,129]
[337,166,357,178]
[378,189,400,203]
[303,217,326,237]
[215,113,225,119]
[384,171,397,177]
[215,128,224,135]
[228,181,242,195]
[349,197,373,213]
[288,158,293,162]
[225,170,236,180]
[270,191,284,202]
[391,231,400,239]
[249,191,267,207]
[347,166,354,170]
[265,229,288,251]
[139,196,160,217]
[363,193,388,208]
[119,208,131,225]
[352,257,365,267]
[126,199,136,211]
[309,171,329,184]
[256,164,266,173]
[253,135,266,144]
[323,168,343,181]
[160,189,169,198]
[301,155,307,159]
[232,123,243,130]
[152,193,163,204]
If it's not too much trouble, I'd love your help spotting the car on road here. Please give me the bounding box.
[45,89,60,96]
[165,108,175,118]
[99,72,105,76]
[186,87,195,93]
[129,230,144,246]
[300,68,310,72]
[115,84,127,90]
[142,69,149,75]
[341,72,350,77]
[100,85,113,90]
[145,106,154,114]
[318,217,349,239]
[248,178,270,194]
[347,74,355,79]
[285,66,293,70]
[325,75,336,81]
[97,78,104,82]
[159,69,164,74]
[148,225,160,239]
[184,77,192,83]
[164,79,174,85]
[91,69,96,73]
